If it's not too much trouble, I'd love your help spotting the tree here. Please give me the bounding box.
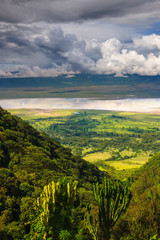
[93,179,132,240]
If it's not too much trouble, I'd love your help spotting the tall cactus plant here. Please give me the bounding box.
[93,178,132,240]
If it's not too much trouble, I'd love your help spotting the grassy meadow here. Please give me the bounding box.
[9,108,160,180]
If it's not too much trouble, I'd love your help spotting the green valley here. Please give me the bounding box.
[9,108,160,180]
[1,107,160,239]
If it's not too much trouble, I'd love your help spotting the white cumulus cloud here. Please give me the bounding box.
[134,34,160,50]
[96,37,160,76]
[1,25,160,77]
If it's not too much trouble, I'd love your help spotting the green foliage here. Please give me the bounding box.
[0,107,105,239]
[84,204,99,240]
[114,154,160,240]
[93,179,132,240]
[59,230,72,240]
[29,178,82,240]
[14,108,160,180]
[1,106,160,239]
[150,235,160,240]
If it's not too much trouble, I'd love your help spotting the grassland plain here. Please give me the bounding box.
[9,108,160,180]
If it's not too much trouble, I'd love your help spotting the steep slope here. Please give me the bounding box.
[114,154,160,240]
[0,107,105,184]
[0,106,107,239]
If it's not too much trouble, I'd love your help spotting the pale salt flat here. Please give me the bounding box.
[1,98,160,113]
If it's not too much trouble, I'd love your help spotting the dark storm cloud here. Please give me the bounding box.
[0,0,159,24]
[0,24,96,72]
[1,23,160,77]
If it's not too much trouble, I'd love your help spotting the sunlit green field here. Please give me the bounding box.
[9,108,160,179]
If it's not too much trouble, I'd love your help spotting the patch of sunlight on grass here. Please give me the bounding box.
[84,151,112,162]
[120,149,134,157]
[107,156,149,170]
[82,148,94,155]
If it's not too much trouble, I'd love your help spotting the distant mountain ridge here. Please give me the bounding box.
[1,74,160,99]
[0,74,160,88]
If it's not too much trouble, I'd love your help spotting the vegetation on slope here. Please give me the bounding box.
[114,153,160,239]
[1,107,160,239]
[0,107,107,239]
[10,108,160,179]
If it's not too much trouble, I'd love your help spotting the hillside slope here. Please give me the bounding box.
[0,107,107,239]
[1,106,160,240]
[114,153,160,239]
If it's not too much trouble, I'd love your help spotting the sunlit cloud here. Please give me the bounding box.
[1,0,160,78]
[1,22,160,78]
[134,34,160,50]
[96,37,160,76]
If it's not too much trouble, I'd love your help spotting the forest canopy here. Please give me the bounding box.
[0,106,160,240]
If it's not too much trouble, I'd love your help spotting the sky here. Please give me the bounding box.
[1,0,160,78]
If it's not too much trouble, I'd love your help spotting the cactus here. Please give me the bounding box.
[93,179,132,240]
